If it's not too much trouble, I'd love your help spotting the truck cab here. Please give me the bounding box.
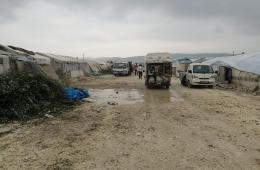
[112,62,130,76]
[186,63,217,88]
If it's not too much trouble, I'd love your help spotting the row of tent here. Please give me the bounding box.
[202,53,260,92]
[203,52,260,75]
[0,44,111,81]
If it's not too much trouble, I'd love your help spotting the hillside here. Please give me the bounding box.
[95,53,232,63]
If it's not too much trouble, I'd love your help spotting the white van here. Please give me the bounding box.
[112,62,130,76]
[186,63,217,88]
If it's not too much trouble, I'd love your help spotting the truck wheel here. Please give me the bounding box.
[187,81,193,88]
[165,85,170,89]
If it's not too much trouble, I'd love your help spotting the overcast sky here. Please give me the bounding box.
[0,0,260,57]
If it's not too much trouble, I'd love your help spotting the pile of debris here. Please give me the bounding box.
[0,72,75,123]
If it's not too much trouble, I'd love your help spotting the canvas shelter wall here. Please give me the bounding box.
[172,67,177,76]
[39,53,84,78]
[177,63,189,72]
[176,63,189,77]
[231,68,259,92]
[217,66,226,82]
[39,65,60,80]
[99,64,111,74]
[47,59,81,79]
[0,55,10,74]
[79,63,92,76]
[70,70,84,78]
[89,64,101,73]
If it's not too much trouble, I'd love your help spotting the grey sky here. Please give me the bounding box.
[0,0,260,57]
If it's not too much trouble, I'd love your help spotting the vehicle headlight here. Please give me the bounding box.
[210,74,217,78]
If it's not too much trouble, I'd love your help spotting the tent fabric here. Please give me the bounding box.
[203,52,260,75]
[40,53,83,63]
[31,53,51,65]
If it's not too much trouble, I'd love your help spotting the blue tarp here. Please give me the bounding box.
[64,87,89,101]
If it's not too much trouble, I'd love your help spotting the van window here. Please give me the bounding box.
[193,65,213,73]
[113,63,127,69]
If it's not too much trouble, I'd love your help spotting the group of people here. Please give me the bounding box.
[133,64,144,79]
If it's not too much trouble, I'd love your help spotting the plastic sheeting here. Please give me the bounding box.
[203,52,260,75]
[64,87,89,101]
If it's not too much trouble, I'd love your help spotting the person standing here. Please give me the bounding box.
[137,64,143,79]
[134,63,138,76]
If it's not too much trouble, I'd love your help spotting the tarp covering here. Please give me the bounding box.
[64,87,89,101]
[203,52,260,75]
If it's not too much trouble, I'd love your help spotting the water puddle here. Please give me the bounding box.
[143,89,184,103]
[88,88,184,105]
[89,89,144,105]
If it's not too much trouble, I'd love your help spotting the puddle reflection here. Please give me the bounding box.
[89,88,184,105]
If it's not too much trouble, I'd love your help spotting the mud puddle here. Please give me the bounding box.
[89,88,144,105]
[89,88,184,105]
[143,89,184,103]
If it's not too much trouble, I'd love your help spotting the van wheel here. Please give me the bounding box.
[146,85,151,89]
[208,85,214,89]
[187,81,193,88]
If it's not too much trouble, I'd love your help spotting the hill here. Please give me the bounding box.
[94,53,232,63]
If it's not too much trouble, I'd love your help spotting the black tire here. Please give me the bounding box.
[208,85,214,89]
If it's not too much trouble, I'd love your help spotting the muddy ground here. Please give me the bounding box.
[1,75,260,170]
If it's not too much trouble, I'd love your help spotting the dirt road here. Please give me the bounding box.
[1,75,260,170]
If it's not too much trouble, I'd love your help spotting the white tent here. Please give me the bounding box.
[204,52,260,75]
[0,53,10,74]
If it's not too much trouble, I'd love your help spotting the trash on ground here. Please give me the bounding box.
[83,98,95,103]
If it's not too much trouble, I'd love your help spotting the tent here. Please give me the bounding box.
[204,52,260,75]
[0,52,10,74]
[204,53,260,92]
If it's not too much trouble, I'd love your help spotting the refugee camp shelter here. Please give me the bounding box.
[37,53,86,78]
[0,43,111,82]
[172,59,178,76]
[0,50,10,74]
[204,52,260,92]
[0,44,32,73]
[191,58,208,63]
[175,58,192,77]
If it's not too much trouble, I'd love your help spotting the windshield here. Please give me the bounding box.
[193,65,213,73]
[113,63,127,69]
